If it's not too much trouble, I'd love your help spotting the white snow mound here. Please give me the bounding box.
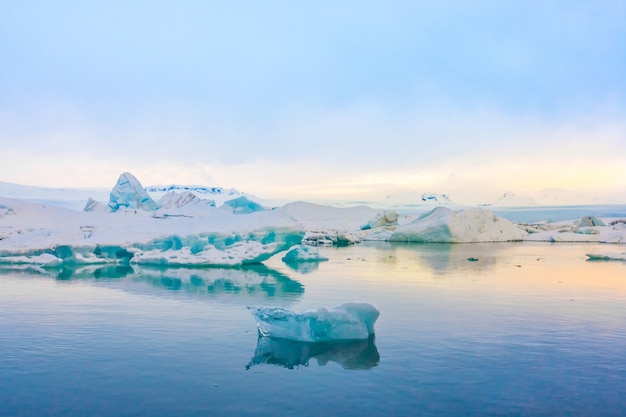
[0,196,304,267]
[389,207,527,243]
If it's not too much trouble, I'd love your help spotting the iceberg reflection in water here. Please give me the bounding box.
[0,263,304,303]
[247,336,379,370]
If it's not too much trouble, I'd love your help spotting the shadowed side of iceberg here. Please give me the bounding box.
[247,335,379,370]
[248,302,380,342]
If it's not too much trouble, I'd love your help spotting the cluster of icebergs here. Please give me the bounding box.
[2,171,625,342]
[1,172,625,269]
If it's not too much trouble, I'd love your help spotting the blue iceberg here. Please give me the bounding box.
[248,302,380,342]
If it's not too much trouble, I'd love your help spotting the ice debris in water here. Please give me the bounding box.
[248,302,380,342]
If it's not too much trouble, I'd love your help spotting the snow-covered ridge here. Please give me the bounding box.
[145,184,240,197]
[0,172,303,267]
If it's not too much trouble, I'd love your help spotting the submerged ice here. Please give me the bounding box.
[247,335,379,370]
[248,302,380,342]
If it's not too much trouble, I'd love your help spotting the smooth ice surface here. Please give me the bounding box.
[248,302,380,342]
[389,207,526,243]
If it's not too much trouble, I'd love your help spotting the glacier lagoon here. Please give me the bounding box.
[1,241,626,416]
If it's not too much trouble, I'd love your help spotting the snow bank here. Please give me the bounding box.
[389,207,526,243]
[248,302,380,342]
[361,210,399,230]
[281,202,380,245]
[0,196,304,267]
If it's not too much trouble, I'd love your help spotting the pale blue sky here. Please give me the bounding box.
[1,1,625,203]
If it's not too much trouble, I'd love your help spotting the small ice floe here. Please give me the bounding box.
[248,302,380,342]
[586,252,626,261]
[281,245,329,263]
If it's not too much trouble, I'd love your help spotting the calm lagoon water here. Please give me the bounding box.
[1,242,626,416]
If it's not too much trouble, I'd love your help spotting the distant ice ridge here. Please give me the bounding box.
[145,184,239,196]
[384,191,455,207]
[586,251,626,261]
[488,192,536,207]
[248,302,380,342]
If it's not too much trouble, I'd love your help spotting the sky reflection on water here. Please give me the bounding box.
[1,241,625,416]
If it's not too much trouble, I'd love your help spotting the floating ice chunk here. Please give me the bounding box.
[389,207,526,243]
[220,196,265,214]
[586,252,626,261]
[281,245,329,263]
[248,302,380,342]
[108,172,159,212]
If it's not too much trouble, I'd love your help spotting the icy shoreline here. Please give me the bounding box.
[1,173,625,268]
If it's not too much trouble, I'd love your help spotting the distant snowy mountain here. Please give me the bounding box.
[0,181,108,211]
[384,191,455,208]
[489,192,536,207]
[535,188,626,206]
[145,184,240,196]
[145,184,251,207]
